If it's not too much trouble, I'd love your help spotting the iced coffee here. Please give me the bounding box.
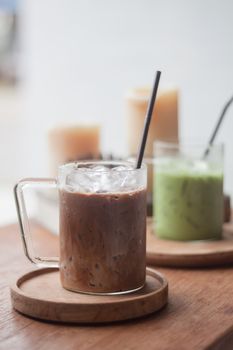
[59,161,147,294]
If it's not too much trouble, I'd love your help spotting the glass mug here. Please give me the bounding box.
[153,142,224,241]
[14,161,147,295]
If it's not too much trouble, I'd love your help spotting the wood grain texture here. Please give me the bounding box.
[147,218,233,267]
[10,268,168,323]
[1,221,233,349]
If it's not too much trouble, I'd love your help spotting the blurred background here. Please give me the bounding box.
[0,0,233,225]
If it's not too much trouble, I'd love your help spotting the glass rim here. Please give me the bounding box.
[58,160,146,174]
[153,140,224,150]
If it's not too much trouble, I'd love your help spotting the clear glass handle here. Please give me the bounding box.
[14,178,59,268]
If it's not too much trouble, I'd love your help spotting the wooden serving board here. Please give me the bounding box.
[147,218,233,267]
[11,267,168,324]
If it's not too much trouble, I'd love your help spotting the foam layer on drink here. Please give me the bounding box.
[156,158,222,177]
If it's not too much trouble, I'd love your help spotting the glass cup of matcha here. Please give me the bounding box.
[153,141,224,241]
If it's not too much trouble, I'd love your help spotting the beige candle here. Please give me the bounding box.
[126,87,179,156]
[126,87,179,214]
[48,125,100,175]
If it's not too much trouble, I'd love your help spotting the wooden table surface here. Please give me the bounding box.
[1,223,233,350]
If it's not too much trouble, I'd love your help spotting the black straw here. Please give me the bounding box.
[203,94,233,158]
[136,70,161,169]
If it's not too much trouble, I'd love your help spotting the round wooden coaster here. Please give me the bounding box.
[11,267,168,324]
[147,218,233,267]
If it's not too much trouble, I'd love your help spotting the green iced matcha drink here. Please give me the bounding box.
[154,161,223,241]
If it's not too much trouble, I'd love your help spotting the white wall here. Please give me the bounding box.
[1,0,233,196]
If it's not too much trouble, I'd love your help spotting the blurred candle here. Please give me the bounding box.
[126,87,179,156]
[48,125,100,175]
[125,87,179,215]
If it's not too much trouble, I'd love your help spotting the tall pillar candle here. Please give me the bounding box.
[48,125,100,176]
[125,87,179,214]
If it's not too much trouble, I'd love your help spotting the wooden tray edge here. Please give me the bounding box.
[10,268,168,324]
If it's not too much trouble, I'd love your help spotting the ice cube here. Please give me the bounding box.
[112,165,134,172]
[64,164,138,193]
[111,169,134,191]
[90,165,109,172]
